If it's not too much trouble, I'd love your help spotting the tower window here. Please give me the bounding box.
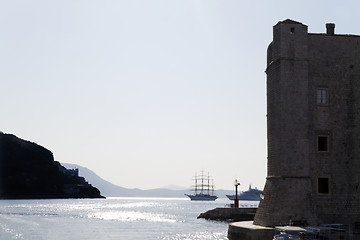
[318,136,329,152]
[290,27,295,34]
[317,89,328,105]
[354,222,360,232]
[318,177,329,194]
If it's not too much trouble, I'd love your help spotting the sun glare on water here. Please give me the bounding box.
[88,210,177,223]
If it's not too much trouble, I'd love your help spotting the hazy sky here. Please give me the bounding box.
[1,1,359,190]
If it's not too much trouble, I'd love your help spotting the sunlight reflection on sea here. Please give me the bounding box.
[0,198,258,240]
[88,210,177,223]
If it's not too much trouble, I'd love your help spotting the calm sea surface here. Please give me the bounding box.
[0,197,259,240]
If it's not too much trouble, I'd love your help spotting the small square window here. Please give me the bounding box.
[318,136,329,152]
[354,222,360,232]
[318,177,329,194]
[317,89,328,105]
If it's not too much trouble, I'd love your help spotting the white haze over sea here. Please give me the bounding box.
[0,198,259,240]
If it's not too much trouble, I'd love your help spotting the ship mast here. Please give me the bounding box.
[212,179,214,195]
[194,173,197,195]
[186,170,217,200]
[201,169,204,194]
[191,170,216,196]
[207,172,210,195]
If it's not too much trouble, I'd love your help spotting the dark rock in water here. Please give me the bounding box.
[0,132,104,199]
[198,207,257,222]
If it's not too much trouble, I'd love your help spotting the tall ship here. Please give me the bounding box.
[226,185,262,201]
[185,170,218,201]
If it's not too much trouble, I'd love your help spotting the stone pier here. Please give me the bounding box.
[227,221,274,240]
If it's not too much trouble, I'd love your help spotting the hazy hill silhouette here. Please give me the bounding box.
[63,163,234,198]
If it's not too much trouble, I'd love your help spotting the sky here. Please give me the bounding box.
[1,0,359,191]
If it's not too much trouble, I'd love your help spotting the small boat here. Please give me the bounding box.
[226,184,262,201]
[185,170,218,201]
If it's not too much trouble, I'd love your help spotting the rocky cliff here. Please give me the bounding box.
[0,132,104,199]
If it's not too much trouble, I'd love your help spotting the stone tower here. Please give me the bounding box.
[254,19,360,232]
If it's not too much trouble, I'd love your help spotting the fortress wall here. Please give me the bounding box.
[254,20,360,230]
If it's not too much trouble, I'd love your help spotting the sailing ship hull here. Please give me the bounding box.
[185,194,218,201]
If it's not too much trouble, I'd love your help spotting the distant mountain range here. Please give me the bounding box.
[62,163,234,198]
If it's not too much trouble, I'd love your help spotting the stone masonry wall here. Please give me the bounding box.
[254,20,316,226]
[307,34,360,228]
[254,20,360,231]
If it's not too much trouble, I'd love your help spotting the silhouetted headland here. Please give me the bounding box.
[0,132,104,199]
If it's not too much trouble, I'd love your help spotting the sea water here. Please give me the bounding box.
[0,197,259,240]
